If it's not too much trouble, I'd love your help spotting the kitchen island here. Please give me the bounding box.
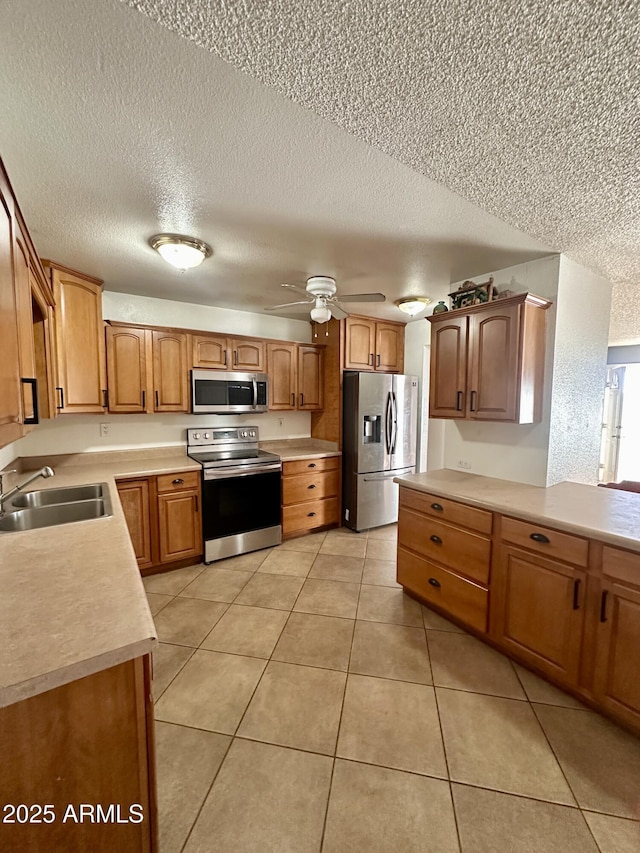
[394,469,640,736]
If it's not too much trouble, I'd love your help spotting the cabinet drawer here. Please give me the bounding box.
[399,507,491,584]
[397,547,488,633]
[602,545,640,585]
[283,456,340,476]
[399,487,492,535]
[156,471,200,493]
[283,497,339,535]
[501,516,588,567]
[283,470,339,506]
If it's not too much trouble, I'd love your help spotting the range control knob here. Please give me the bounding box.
[241,431,248,437]
[203,432,211,440]
[193,432,201,440]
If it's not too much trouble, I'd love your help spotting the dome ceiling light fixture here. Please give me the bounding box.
[149,233,213,270]
[395,296,432,317]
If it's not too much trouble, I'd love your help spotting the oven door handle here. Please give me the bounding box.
[204,462,282,480]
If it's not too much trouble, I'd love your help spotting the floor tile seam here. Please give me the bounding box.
[153,645,198,702]
[346,665,433,686]
[331,753,449,783]
[319,756,337,853]
[528,700,588,811]
[146,594,176,617]
[232,733,340,762]
[177,728,235,853]
[332,579,364,761]
[431,683,529,702]
[450,778,588,811]
[579,807,640,823]
[158,602,231,649]
[425,629,462,852]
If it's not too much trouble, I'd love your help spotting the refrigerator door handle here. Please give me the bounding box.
[363,467,414,482]
[391,391,398,454]
[385,392,393,455]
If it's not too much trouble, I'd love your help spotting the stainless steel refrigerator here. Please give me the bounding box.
[342,371,418,531]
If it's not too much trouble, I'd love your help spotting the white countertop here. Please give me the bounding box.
[0,452,200,709]
[395,469,640,554]
[260,438,341,461]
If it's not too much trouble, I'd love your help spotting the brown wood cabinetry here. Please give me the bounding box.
[281,456,340,537]
[344,316,404,373]
[117,471,202,571]
[152,330,189,412]
[0,656,157,852]
[191,333,265,372]
[267,342,324,412]
[45,261,107,414]
[428,293,550,423]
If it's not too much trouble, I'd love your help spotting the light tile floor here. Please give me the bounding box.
[144,525,640,853]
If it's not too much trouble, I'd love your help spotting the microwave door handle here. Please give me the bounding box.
[252,377,258,409]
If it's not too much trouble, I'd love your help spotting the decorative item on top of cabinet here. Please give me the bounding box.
[428,291,551,423]
[281,456,340,537]
[117,471,201,572]
[343,316,404,373]
[43,261,108,414]
[266,342,324,411]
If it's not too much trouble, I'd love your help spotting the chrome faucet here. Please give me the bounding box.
[0,466,55,515]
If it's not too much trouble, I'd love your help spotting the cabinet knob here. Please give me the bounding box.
[428,577,441,588]
[430,535,442,545]
[430,503,443,512]
[308,484,316,489]
[530,532,550,544]
[307,511,316,517]
[172,478,184,485]
[308,463,316,468]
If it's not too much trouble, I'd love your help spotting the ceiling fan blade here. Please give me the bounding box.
[336,292,386,303]
[330,303,349,320]
[265,300,313,311]
[280,283,309,296]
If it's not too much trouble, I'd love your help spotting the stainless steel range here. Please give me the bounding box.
[187,426,282,564]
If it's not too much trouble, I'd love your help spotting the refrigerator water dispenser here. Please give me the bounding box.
[363,415,381,443]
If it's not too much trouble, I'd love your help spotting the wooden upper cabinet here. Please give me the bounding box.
[0,178,22,446]
[428,292,550,423]
[491,544,587,685]
[106,325,149,413]
[344,316,405,372]
[152,330,189,412]
[267,342,297,410]
[46,262,107,414]
[344,317,376,370]
[192,333,229,370]
[429,315,468,417]
[13,228,37,427]
[298,345,324,410]
[231,338,265,371]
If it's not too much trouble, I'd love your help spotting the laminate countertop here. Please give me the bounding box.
[0,452,200,709]
[260,438,341,462]
[394,469,640,554]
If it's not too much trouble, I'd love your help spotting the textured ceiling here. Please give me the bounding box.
[124,0,640,343]
[0,0,637,340]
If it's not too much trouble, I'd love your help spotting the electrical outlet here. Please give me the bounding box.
[457,459,471,469]
[277,418,284,428]
[100,423,109,438]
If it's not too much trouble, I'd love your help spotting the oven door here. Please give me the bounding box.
[202,464,281,541]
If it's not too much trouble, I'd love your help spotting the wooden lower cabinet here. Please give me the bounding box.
[490,545,587,684]
[0,655,157,852]
[117,472,202,571]
[281,456,340,537]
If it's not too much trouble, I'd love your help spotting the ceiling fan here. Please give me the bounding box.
[265,276,385,323]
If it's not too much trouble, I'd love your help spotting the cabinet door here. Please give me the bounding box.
[52,268,107,413]
[593,579,640,730]
[231,338,265,371]
[375,322,404,372]
[14,229,37,426]
[106,326,149,413]
[468,302,520,421]
[298,345,324,410]
[192,333,229,369]
[152,330,189,412]
[344,317,376,370]
[117,478,154,569]
[267,342,297,410]
[429,315,468,418]
[0,184,27,445]
[491,544,586,685]
[157,490,202,563]
[30,272,57,421]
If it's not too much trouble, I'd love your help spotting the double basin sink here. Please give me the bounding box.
[0,484,112,532]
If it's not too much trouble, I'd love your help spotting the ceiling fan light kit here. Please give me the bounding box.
[395,296,432,317]
[149,233,213,270]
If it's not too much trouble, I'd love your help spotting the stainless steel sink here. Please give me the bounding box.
[0,498,111,532]
[11,483,105,508]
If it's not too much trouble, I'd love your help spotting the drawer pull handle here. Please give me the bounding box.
[530,533,550,544]
[431,503,443,512]
[308,484,316,489]
[428,577,441,588]
[600,590,608,622]
[172,478,184,485]
[307,511,316,517]
[430,535,442,545]
[308,463,316,468]
[572,578,581,610]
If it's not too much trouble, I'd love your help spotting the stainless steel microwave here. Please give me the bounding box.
[191,370,269,414]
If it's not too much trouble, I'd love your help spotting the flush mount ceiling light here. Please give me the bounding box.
[395,296,432,317]
[149,233,212,270]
